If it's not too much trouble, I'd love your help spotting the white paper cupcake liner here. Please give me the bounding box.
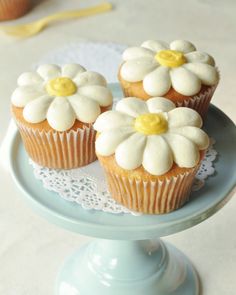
[120,69,219,119]
[175,84,217,117]
[17,123,97,169]
[103,164,200,214]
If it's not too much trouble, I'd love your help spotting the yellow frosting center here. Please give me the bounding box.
[155,50,186,68]
[134,113,168,135]
[46,77,77,97]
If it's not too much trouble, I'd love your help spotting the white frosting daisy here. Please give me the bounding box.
[11,64,113,131]
[120,40,219,96]
[94,97,209,176]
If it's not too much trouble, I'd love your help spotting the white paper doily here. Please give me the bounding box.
[29,138,217,216]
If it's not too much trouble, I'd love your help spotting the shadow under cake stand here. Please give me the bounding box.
[8,84,236,295]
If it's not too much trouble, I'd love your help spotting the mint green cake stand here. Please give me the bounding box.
[9,84,236,295]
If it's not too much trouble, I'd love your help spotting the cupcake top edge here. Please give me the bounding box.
[94,96,209,176]
[11,63,113,132]
[120,39,219,97]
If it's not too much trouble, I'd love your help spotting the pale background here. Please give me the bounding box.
[0,0,236,294]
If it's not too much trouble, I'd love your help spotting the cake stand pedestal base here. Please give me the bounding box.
[55,239,199,295]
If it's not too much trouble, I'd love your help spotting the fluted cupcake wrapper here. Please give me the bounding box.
[175,84,217,118]
[17,123,97,169]
[0,0,30,20]
[102,164,201,214]
[122,83,217,118]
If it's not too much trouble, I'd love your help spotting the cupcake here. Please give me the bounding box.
[11,64,113,169]
[0,0,30,21]
[118,40,219,118]
[94,97,209,214]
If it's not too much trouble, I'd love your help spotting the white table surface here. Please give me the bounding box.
[0,0,236,294]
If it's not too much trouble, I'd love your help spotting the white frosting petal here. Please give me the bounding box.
[11,85,46,107]
[46,97,76,131]
[169,126,209,150]
[184,63,219,86]
[122,47,155,61]
[170,67,202,96]
[115,133,146,170]
[120,57,158,82]
[116,97,148,117]
[17,72,43,86]
[68,95,101,123]
[23,95,54,123]
[74,71,107,87]
[168,107,203,128]
[143,66,171,96]
[62,64,85,78]
[164,133,200,168]
[143,135,173,175]
[147,97,176,113]
[170,40,196,53]
[93,111,134,132]
[185,51,215,66]
[78,85,112,107]
[37,64,61,81]
[96,127,134,156]
[141,40,168,52]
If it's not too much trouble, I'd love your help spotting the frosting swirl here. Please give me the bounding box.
[134,113,168,135]
[155,50,186,68]
[94,97,209,176]
[11,64,113,131]
[121,40,219,96]
[46,77,77,97]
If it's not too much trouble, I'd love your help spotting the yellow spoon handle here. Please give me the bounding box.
[40,2,112,23]
[0,2,112,37]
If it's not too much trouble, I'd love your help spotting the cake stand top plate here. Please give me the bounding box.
[9,84,236,240]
